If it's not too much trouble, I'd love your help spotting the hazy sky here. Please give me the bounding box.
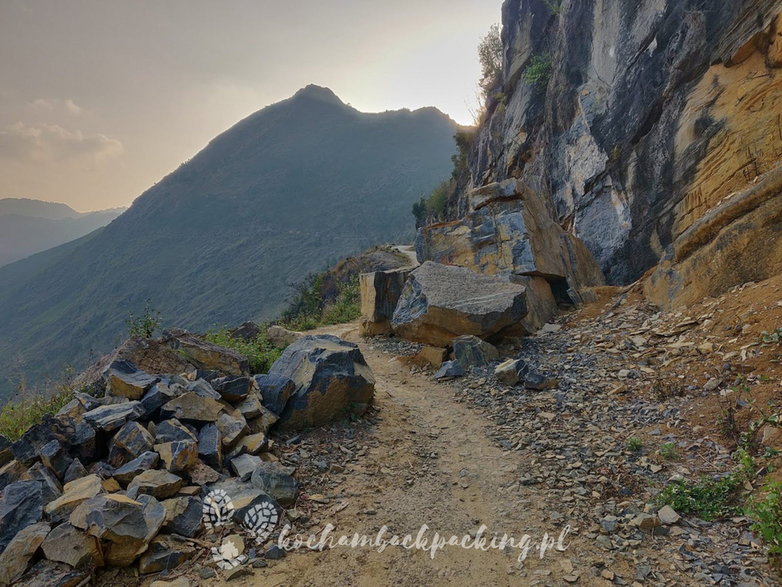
[0,0,500,211]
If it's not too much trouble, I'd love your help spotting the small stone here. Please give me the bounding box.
[452,335,499,369]
[39,440,73,481]
[63,459,88,485]
[138,537,188,574]
[494,359,528,385]
[85,493,164,566]
[250,462,298,506]
[155,440,198,473]
[197,423,222,469]
[162,496,203,537]
[264,544,286,560]
[44,475,102,524]
[213,376,254,403]
[199,567,217,579]
[524,372,557,390]
[113,451,160,486]
[0,460,26,492]
[254,374,295,416]
[41,523,103,568]
[216,412,248,448]
[128,469,184,499]
[23,462,62,505]
[83,402,144,432]
[434,360,464,380]
[159,392,224,424]
[703,377,721,392]
[105,360,159,400]
[231,454,262,482]
[109,421,155,467]
[154,419,197,443]
[188,461,221,485]
[657,505,680,525]
[0,522,50,585]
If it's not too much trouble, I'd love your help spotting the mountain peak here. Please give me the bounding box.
[292,84,345,106]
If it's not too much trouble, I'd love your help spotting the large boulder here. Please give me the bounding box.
[0,481,43,551]
[85,493,164,566]
[254,374,295,416]
[359,268,412,336]
[163,330,248,375]
[416,181,604,293]
[267,335,375,430]
[391,262,528,346]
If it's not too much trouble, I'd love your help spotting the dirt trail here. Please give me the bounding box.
[244,323,628,587]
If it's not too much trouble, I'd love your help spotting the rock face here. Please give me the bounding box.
[437,0,782,307]
[268,335,375,430]
[645,166,782,308]
[359,268,413,336]
[416,180,604,306]
[391,262,528,346]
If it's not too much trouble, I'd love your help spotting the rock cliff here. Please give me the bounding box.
[419,0,782,308]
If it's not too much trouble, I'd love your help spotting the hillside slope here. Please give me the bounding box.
[0,85,457,401]
[0,199,125,267]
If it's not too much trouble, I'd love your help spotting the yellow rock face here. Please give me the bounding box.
[673,43,782,241]
[646,165,782,308]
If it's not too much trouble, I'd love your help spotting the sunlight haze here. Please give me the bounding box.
[0,0,500,211]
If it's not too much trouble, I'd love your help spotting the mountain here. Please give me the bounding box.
[0,85,457,402]
[0,199,125,267]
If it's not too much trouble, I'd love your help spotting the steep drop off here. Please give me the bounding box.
[0,86,457,402]
[420,0,781,305]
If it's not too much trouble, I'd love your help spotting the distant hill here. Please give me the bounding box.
[0,85,457,402]
[0,199,125,267]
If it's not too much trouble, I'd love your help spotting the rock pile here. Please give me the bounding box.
[0,330,374,584]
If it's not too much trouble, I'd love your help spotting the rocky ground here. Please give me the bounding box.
[3,277,781,586]
[188,277,780,586]
[219,277,782,586]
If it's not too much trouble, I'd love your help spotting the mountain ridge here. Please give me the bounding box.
[0,86,458,402]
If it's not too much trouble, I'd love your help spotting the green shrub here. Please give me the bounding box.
[524,54,552,86]
[279,275,360,332]
[543,0,562,15]
[761,327,782,343]
[660,442,679,460]
[126,299,161,339]
[626,437,643,453]
[0,386,75,441]
[746,482,782,559]
[478,24,503,97]
[657,474,743,520]
[204,329,282,374]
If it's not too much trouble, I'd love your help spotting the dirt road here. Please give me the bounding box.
[242,324,630,587]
